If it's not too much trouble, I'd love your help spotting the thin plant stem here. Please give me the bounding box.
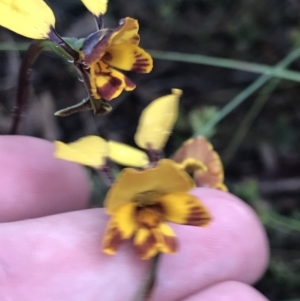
[98,164,115,187]
[195,47,300,137]
[196,75,270,136]
[147,148,162,164]
[133,254,160,301]
[94,14,104,30]
[3,45,300,82]
[0,43,29,51]
[149,50,300,83]
[9,40,43,134]
[261,211,300,232]
[223,78,280,165]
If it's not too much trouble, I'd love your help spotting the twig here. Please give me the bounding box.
[9,40,43,134]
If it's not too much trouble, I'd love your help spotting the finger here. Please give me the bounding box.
[151,188,269,300]
[179,281,269,301]
[0,136,91,222]
[0,189,268,301]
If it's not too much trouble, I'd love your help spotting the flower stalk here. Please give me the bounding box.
[10,40,44,134]
[133,254,161,301]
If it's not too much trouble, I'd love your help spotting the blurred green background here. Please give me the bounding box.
[1,1,300,300]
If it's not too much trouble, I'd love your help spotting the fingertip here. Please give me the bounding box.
[190,187,269,284]
[180,281,269,301]
[0,136,91,222]
[151,188,269,301]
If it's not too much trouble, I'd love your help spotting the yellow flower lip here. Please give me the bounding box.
[104,159,195,213]
[133,191,164,208]
[102,159,212,259]
[135,203,164,228]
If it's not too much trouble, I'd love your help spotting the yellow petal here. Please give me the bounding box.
[108,141,149,167]
[134,223,177,259]
[134,89,182,150]
[176,158,208,174]
[54,136,108,168]
[103,43,153,73]
[173,137,226,190]
[109,17,140,46]
[102,202,136,255]
[89,61,110,99]
[155,223,177,254]
[214,182,228,192]
[136,205,163,228]
[193,154,224,188]
[134,227,159,259]
[159,192,212,226]
[95,68,136,100]
[0,0,55,39]
[81,0,108,16]
[104,159,195,213]
[90,62,136,100]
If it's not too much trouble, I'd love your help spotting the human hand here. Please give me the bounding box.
[0,136,269,301]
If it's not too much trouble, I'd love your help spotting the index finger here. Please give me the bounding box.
[0,136,91,222]
[0,189,269,301]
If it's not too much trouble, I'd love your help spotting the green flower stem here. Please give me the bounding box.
[197,74,270,136]
[149,50,300,83]
[223,78,280,165]
[3,45,300,82]
[194,47,300,136]
[0,43,29,51]
[261,211,300,232]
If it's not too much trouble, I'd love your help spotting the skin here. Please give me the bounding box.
[0,136,270,301]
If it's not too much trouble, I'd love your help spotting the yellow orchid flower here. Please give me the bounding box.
[54,136,149,168]
[1,0,153,121]
[81,17,153,101]
[102,159,211,259]
[0,0,55,39]
[81,0,108,16]
[134,89,182,151]
[173,137,228,191]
